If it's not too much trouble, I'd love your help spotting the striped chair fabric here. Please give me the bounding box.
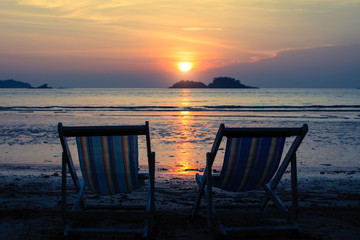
[214,137,286,192]
[76,135,139,195]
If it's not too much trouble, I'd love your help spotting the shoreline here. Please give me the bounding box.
[1,164,360,239]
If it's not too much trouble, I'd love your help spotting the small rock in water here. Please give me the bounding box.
[158,168,169,171]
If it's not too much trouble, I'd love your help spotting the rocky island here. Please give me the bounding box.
[169,80,208,88]
[0,79,52,88]
[169,77,257,89]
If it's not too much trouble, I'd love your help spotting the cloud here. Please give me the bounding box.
[198,45,360,88]
[181,27,222,31]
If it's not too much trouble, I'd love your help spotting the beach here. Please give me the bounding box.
[1,88,360,239]
[0,164,360,239]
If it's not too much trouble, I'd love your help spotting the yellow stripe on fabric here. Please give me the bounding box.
[101,136,114,194]
[257,137,278,188]
[221,138,238,189]
[80,137,95,192]
[122,136,132,191]
[237,138,258,191]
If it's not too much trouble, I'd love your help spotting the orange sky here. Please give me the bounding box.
[1,1,359,87]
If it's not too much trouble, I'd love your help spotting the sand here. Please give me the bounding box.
[1,164,360,240]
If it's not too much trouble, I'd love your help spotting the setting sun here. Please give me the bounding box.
[178,62,192,72]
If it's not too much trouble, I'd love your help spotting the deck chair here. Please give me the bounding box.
[192,124,308,235]
[58,121,155,238]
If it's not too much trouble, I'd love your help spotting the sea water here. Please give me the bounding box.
[0,88,359,173]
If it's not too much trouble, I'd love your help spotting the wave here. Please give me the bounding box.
[1,105,360,112]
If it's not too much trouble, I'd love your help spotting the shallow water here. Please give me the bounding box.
[0,88,359,174]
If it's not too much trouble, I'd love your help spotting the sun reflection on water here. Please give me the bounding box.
[180,111,190,116]
[181,89,190,107]
[173,109,199,174]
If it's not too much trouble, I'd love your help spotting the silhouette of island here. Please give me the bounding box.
[37,83,52,89]
[0,79,32,88]
[169,80,208,88]
[0,79,52,88]
[169,76,257,89]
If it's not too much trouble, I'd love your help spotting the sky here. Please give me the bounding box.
[0,0,359,88]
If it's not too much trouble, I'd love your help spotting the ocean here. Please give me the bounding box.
[1,88,359,173]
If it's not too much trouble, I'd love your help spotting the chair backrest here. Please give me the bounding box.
[211,124,308,192]
[76,135,139,194]
[218,137,285,191]
[58,122,151,195]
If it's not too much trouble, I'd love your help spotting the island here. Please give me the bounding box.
[0,79,32,88]
[169,80,208,88]
[0,79,52,89]
[37,83,52,89]
[169,77,257,89]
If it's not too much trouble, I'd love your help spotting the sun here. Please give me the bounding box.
[178,62,192,72]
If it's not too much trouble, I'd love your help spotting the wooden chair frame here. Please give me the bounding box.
[192,124,308,235]
[58,121,155,238]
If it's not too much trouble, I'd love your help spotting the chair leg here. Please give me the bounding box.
[64,223,71,237]
[206,157,214,228]
[263,184,298,227]
[143,221,149,239]
[146,182,154,238]
[72,181,86,211]
[263,184,288,214]
[62,154,67,217]
[192,173,205,217]
[200,173,227,235]
[193,154,221,231]
[291,155,298,220]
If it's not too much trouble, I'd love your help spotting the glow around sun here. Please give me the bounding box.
[178,62,192,72]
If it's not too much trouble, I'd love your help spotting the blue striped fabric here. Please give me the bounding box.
[214,137,285,192]
[76,135,139,195]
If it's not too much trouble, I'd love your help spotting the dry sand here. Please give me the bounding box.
[1,164,360,240]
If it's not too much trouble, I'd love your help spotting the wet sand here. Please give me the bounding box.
[1,164,359,239]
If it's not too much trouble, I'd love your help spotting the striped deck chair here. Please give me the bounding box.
[192,124,308,235]
[58,121,155,238]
